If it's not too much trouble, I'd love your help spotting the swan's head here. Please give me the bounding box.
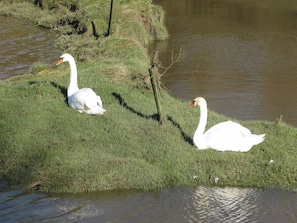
[56,53,74,65]
[189,97,207,108]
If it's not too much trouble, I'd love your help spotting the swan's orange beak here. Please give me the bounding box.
[189,102,195,108]
[56,58,63,66]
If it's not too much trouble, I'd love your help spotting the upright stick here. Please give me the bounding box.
[107,0,114,36]
[149,51,165,125]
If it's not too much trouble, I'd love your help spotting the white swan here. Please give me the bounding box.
[189,97,265,152]
[56,53,106,115]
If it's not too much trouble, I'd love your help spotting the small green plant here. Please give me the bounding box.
[29,62,50,75]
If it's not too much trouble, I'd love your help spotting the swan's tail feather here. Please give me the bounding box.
[251,133,266,145]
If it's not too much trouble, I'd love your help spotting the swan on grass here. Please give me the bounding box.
[189,97,265,152]
[56,53,106,115]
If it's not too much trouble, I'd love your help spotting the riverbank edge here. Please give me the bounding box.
[1,1,297,193]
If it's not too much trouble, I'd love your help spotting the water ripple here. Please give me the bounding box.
[1,185,297,222]
[0,16,60,79]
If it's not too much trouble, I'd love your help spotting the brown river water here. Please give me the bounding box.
[1,0,297,222]
[154,0,297,127]
[0,16,60,79]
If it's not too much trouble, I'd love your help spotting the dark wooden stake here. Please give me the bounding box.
[149,51,165,125]
[107,0,114,36]
[91,21,100,39]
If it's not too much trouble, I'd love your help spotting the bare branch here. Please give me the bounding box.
[159,46,187,77]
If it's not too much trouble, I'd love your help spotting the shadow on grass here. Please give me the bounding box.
[50,82,68,104]
[167,115,193,146]
[112,92,159,121]
[112,92,193,145]
[112,92,193,146]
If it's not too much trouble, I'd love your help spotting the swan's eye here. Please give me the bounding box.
[192,100,196,104]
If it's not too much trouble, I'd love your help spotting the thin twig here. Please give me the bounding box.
[159,46,187,77]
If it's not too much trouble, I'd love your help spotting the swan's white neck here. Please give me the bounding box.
[194,102,208,148]
[196,103,207,136]
[67,57,79,97]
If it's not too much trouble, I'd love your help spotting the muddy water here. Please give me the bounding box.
[1,4,297,222]
[0,16,60,79]
[154,0,297,126]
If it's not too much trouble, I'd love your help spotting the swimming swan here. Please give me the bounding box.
[56,53,106,115]
[189,97,265,152]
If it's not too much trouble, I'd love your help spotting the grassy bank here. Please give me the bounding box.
[0,0,168,76]
[1,0,297,193]
[2,61,297,193]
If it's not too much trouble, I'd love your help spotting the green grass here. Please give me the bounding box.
[1,65,297,193]
[1,0,297,193]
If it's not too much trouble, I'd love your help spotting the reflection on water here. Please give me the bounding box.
[154,0,297,126]
[188,187,259,222]
[1,184,297,222]
[0,16,60,79]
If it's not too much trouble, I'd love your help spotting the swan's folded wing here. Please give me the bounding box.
[78,88,98,109]
[203,121,253,151]
[68,89,94,109]
[226,121,252,136]
[205,121,251,136]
